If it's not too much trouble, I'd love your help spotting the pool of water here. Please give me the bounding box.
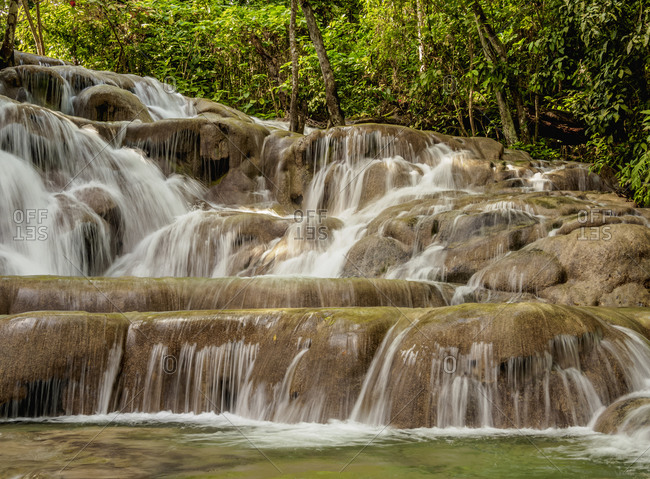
[2,413,650,478]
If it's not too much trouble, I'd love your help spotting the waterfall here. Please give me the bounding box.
[133,340,259,414]
[0,99,204,276]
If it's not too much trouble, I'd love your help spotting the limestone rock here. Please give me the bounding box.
[534,224,650,306]
[599,283,650,308]
[124,116,268,184]
[72,186,124,256]
[477,249,565,293]
[594,396,650,436]
[207,168,258,205]
[73,84,153,123]
[343,234,410,277]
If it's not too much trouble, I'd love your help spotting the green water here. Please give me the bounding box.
[1,415,649,478]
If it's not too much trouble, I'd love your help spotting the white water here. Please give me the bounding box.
[0,94,204,276]
[0,77,592,282]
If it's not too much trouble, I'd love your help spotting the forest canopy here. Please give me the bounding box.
[2,0,650,205]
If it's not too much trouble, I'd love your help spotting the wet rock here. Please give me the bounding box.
[476,249,565,293]
[343,234,410,277]
[450,136,504,162]
[556,212,644,235]
[374,303,647,428]
[72,186,124,256]
[594,396,650,436]
[192,98,253,123]
[438,207,544,282]
[124,116,268,184]
[1,304,647,426]
[0,65,70,112]
[206,168,258,205]
[74,85,153,123]
[599,283,650,308]
[14,50,71,67]
[52,194,116,275]
[358,161,414,208]
[535,224,650,306]
[51,65,113,94]
[0,276,447,314]
[543,165,610,192]
[0,312,128,417]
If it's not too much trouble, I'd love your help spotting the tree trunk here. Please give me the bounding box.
[415,0,426,72]
[1,0,21,69]
[468,38,477,136]
[472,1,528,143]
[289,0,301,133]
[534,93,540,143]
[472,2,518,145]
[21,0,43,55]
[512,86,530,143]
[36,1,45,54]
[300,0,345,127]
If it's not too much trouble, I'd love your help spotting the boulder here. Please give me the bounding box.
[594,396,650,436]
[52,194,116,275]
[13,50,71,67]
[599,283,650,308]
[0,65,70,112]
[476,249,565,293]
[535,224,650,306]
[206,167,258,205]
[72,186,124,256]
[73,84,153,123]
[543,165,610,192]
[192,98,253,123]
[343,234,410,277]
[124,116,268,184]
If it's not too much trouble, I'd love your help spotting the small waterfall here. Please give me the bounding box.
[107,210,282,277]
[97,342,124,414]
[132,77,196,120]
[135,340,259,414]
[16,66,74,114]
[272,346,311,422]
[350,321,418,425]
[434,343,496,428]
[346,311,650,429]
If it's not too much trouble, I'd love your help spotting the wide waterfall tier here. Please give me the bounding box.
[1,59,649,307]
[2,303,650,428]
[0,275,448,314]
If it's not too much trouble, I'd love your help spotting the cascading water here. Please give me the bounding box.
[0,96,204,276]
[4,306,650,432]
[3,59,650,473]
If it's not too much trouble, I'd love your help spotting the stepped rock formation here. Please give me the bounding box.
[2,304,650,429]
[0,276,447,314]
[0,52,649,436]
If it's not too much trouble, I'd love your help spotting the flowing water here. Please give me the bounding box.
[2,63,650,477]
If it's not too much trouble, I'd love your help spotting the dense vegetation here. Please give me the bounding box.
[3,0,650,205]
